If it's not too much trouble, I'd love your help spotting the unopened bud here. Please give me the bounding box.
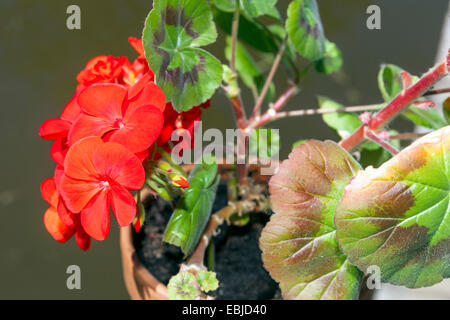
[169,173,189,188]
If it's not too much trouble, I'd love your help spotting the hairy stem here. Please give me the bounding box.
[365,130,399,155]
[340,58,449,151]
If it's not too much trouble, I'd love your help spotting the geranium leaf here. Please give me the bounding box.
[240,0,279,19]
[314,40,343,75]
[260,140,363,299]
[213,0,236,12]
[143,0,222,111]
[164,156,219,256]
[378,64,447,129]
[318,96,362,139]
[378,64,405,101]
[286,0,326,61]
[335,127,450,288]
[213,6,278,53]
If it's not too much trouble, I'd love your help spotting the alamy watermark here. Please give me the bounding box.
[66,5,81,30]
[366,5,381,30]
[66,265,81,290]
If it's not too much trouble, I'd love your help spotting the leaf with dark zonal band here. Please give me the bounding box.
[286,0,325,61]
[335,127,450,288]
[143,0,222,111]
[260,140,363,299]
[164,156,220,256]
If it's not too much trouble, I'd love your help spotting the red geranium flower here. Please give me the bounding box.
[68,82,165,154]
[76,55,130,89]
[41,177,91,251]
[124,37,153,84]
[59,137,145,240]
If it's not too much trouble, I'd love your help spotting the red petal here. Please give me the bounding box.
[64,136,102,181]
[92,141,145,190]
[127,72,153,100]
[51,138,69,167]
[57,197,76,228]
[54,165,65,193]
[128,37,145,57]
[39,118,71,140]
[41,178,58,208]
[109,105,164,154]
[60,174,100,213]
[68,114,114,145]
[110,183,137,227]
[61,91,82,122]
[78,83,126,120]
[76,227,92,251]
[135,149,149,162]
[80,190,110,240]
[44,207,75,243]
[125,82,166,115]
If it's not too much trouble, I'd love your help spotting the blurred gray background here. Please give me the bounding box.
[0,0,448,299]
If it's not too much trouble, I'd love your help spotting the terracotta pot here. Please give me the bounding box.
[120,223,169,300]
[120,163,275,300]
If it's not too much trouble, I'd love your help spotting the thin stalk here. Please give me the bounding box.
[230,4,239,74]
[253,103,381,128]
[423,87,450,96]
[250,84,298,128]
[249,37,287,122]
[228,3,248,130]
[390,132,427,140]
[365,130,399,155]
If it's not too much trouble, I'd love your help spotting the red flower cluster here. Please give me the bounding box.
[39,38,207,250]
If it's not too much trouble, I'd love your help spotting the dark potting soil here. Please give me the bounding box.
[133,181,279,299]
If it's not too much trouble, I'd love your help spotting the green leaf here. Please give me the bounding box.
[143,0,222,111]
[318,96,362,139]
[286,0,326,61]
[213,0,236,12]
[402,106,448,130]
[260,140,363,299]
[240,0,279,19]
[213,6,278,53]
[224,37,275,101]
[314,40,343,75]
[164,156,220,256]
[377,64,447,129]
[378,64,406,101]
[196,270,219,292]
[224,37,260,89]
[168,272,199,300]
[335,127,450,288]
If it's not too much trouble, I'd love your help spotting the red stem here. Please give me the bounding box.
[365,130,399,155]
[340,58,449,151]
[251,84,298,128]
[231,96,248,129]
